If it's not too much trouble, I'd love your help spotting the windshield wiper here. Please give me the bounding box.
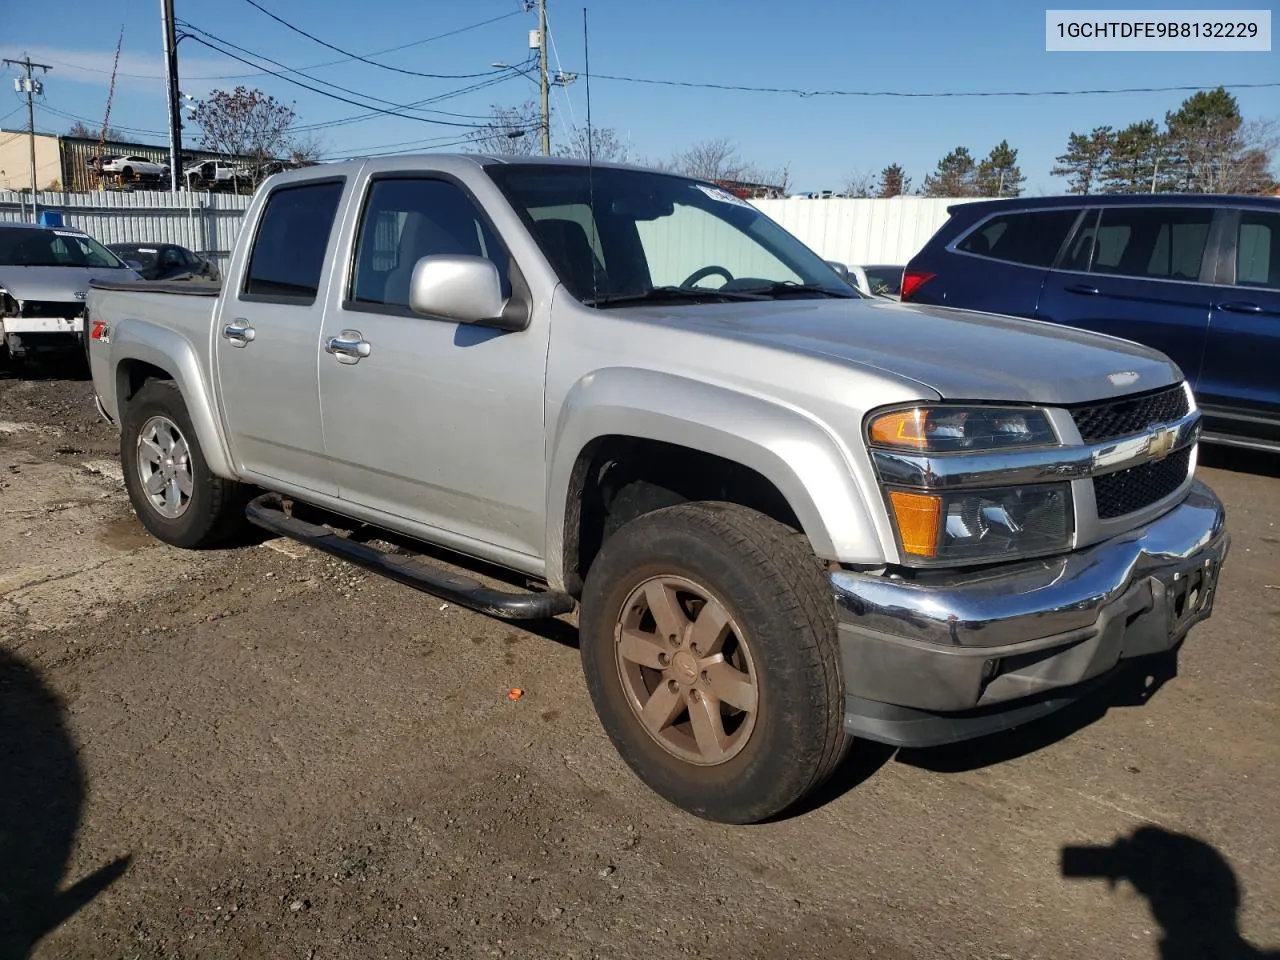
[586,285,769,307]
[737,281,858,299]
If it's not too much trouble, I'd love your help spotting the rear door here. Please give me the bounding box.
[214,176,347,494]
[911,208,1082,316]
[1198,206,1280,445]
[1035,204,1216,386]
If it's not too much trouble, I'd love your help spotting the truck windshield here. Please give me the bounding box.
[0,227,127,269]
[485,164,859,306]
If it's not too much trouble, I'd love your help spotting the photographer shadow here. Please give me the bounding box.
[1062,827,1279,960]
[0,648,130,960]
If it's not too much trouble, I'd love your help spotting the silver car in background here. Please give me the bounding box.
[0,223,140,363]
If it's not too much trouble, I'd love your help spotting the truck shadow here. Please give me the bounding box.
[0,353,91,383]
[1061,826,1280,960]
[0,648,131,960]
[1198,444,1280,479]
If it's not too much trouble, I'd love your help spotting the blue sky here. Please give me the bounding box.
[2,0,1276,192]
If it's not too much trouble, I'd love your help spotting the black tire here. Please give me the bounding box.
[120,379,247,548]
[579,502,851,824]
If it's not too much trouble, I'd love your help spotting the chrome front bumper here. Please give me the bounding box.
[832,481,1229,744]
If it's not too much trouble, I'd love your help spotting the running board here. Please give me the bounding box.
[245,493,576,620]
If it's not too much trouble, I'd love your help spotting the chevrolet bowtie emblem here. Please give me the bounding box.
[1148,426,1178,460]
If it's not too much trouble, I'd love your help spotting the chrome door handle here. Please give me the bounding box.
[325,330,372,364]
[222,320,256,346]
[1216,301,1263,315]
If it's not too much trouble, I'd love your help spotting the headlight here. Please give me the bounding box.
[887,483,1073,563]
[868,405,1057,452]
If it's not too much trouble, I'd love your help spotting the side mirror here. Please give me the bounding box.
[409,255,525,330]
[826,260,850,281]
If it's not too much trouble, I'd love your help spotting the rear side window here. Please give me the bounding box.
[955,210,1079,267]
[1076,206,1213,282]
[243,180,344,302]
[1235,210,1279,290]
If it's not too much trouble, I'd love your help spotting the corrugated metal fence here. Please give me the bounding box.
[751,196,985,264]
[0,189,253,269]
[1,189,980,271]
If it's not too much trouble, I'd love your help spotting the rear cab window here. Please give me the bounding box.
[242,179,345,303]
[955,210,1081,267]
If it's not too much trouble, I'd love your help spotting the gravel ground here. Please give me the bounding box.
[1,358,1277,960]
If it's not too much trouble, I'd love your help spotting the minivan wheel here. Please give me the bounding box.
[120,379,247,548]
[579,502,851,824]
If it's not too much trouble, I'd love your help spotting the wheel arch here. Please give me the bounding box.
[545,367,885,594]
[111,320,235,479]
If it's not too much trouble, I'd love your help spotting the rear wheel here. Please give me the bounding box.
[120,380,247,548]
[579,502,851,824]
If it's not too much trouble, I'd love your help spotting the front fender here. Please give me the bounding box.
[107,319,236,480]
[546,367,890,588]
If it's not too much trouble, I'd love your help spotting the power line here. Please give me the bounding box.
[35,10,523,82]
[180,33,514,129]
[179,21,503,126]
[237,0,503,80]
[582,75,1280,99]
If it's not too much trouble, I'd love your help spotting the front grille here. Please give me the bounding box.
[1094,446,1192,519]
[1069,385,1190,443]
[20,299,85,319]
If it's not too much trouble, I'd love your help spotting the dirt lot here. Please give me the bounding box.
[1,360,1277,960]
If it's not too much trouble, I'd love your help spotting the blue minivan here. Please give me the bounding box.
[902,194,1280,453]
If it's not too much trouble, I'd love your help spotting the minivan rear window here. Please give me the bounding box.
[955,210,1080,267]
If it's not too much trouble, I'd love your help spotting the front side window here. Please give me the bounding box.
[955,210,1080,267]
[485,164,857,306]
[1081,206,1213,281]
[1235,210,1279,290]
[349,177,510,311]
[243,180,344,302]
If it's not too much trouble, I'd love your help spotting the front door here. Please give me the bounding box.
[317,174,549,559]
[215,177,347,495]
[1036,204,1217,389]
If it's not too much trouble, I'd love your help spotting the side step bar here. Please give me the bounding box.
[245,493,576,621]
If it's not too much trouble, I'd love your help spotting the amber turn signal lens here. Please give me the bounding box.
[869,409,930,450]
[888,490,942,558]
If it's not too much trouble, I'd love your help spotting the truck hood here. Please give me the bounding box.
[623,297,1182,404]
[0,266,139,303]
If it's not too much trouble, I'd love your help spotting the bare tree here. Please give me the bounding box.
[67,120,120,142]
[288,131,328,166]
[193,87,297,181]
[555,124,627,162]
[841,169,876,197]
[669,138,746,181]
[467,102,539,156]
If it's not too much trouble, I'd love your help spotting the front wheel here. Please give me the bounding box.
[579,502,851,824]
[120,379,247,548]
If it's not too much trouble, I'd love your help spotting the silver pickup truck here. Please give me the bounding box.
[87,156,1230,824]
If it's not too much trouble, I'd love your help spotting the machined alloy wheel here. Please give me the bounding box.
[614,575,758,766]
[135,415,194,519]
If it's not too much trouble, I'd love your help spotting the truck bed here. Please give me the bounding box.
[89,278,222,297]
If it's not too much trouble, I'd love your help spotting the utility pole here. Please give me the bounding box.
[160,0,183,192]
[537,0,550,156]
[4,55,52,222]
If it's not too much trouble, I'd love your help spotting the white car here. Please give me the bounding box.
[184,159,253,186]
[100,155,170,179]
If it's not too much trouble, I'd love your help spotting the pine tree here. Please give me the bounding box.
[1050,126,1114,194]
[877,163,911,197]
[922,147,977,197]
[975,140,1025,197]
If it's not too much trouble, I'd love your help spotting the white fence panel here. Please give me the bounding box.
[0,189,254,269]
[750,197,985,265]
